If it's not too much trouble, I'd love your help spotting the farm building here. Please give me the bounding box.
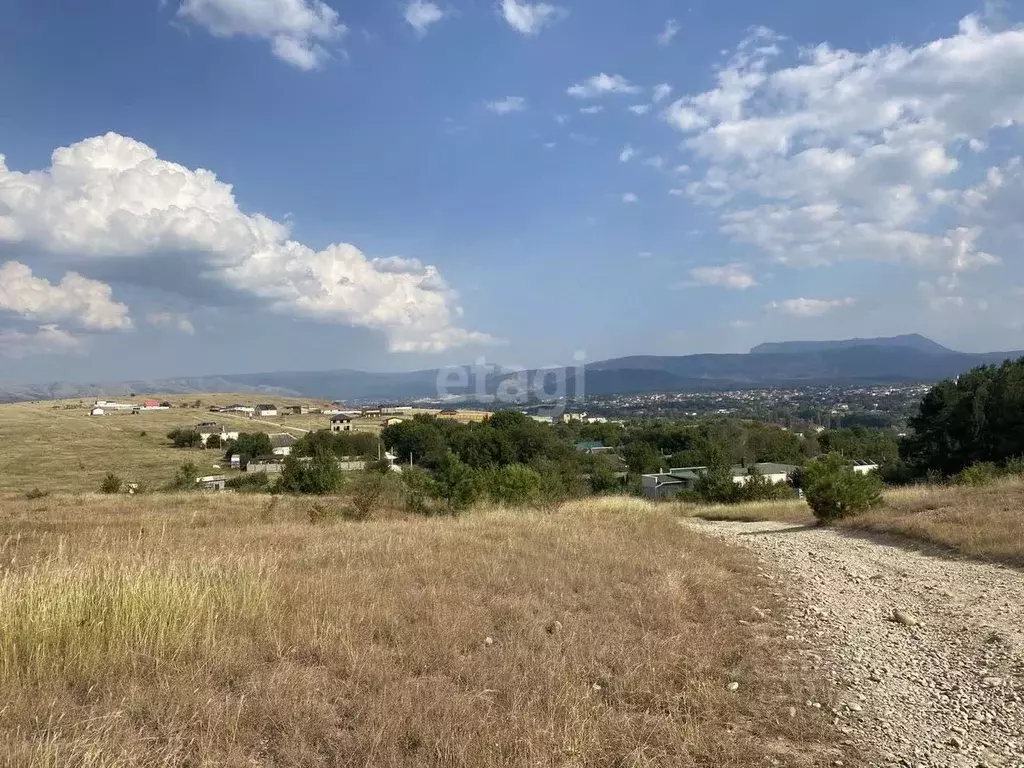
[195,475,227,492]
[196,424,240,447]
[255,404,278,417]
[269,433,298,456]
[330,415,353,433]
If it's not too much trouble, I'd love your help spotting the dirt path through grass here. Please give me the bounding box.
[687,519,1024,767]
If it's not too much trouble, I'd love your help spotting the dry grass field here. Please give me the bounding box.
[0,396,392,494]
[679,499,816,526]
[0,493,842,767]
[839,479,1024,568]
[679,481,1024,568]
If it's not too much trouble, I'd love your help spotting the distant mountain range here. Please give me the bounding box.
[2,335,1021,404]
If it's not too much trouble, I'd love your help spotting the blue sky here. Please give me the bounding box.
[1,0,1023,382]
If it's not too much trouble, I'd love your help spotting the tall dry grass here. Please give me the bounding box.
[678,498,815,525]
[839,478,1024,567]
[0,492,842,767]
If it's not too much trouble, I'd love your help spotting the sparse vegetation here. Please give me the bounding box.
[839,479,1024,567]
[0,492,836,765]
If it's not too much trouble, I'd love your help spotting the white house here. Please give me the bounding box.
[196,424,240,447]
[641,463,798,500]
[269,433,298,456]
[255,404,278,417]
[852,460,879,475]
[90,407,105,416]
[331,415,353,433]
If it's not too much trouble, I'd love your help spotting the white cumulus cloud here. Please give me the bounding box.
[567,73,641,99]
[486,96,526,114]
[621,192,639,204]
[767,297,856,317]
[177,0,346,70]
[0,261,132,330]
[0,133,491,353]
[619,144,636,163]
[651,84,672,103]
[499,0,566,35]
[628,104,652,116]
[579,105,604,115]
[403,0,445,36]
[0,325,83,359]
[664,15,1024,277]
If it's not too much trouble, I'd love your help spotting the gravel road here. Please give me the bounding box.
[688,520,1024,768]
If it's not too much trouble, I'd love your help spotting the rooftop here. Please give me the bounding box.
[269,433,298,448]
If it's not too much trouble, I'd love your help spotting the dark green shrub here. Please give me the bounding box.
[167,428,201,448]
[400,466,434,516]
[100,473,123,494]
[25,487,48,500]
[225,472,270,492]
[430,453,480,515]
[803,453,882,524]
[954,462,1000,487]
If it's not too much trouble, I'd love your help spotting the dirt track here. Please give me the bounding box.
[688,519,1024,767]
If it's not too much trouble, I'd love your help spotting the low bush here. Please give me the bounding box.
[225,472,270,492]
[803,453,882,524]
[344,474,384,521]
[954,462,1001,487]
[25,487,49,500]
[306,500,338,524]
[99,473,123,495]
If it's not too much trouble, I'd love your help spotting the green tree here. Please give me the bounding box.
[205,433,222,450]
[171,461,199,491]
[167,428,201,448]
[693,459,738,504]
[278,451,342,495]
[483,464,542,506]
[803,453,882,524]
[223,433,272,468]
[622,440,660,475]
[431,453,480,514]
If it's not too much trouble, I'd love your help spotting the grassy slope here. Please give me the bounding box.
[0,395,390,494]
[838,480,1024,568]
[679,482,1024,568]
[0,494,842,767]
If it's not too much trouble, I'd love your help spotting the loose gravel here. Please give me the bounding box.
[688,519,1024,768]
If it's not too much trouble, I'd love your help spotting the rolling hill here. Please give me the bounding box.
[1,335,1021,403]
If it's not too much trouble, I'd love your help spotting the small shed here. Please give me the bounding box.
[196,475,227,492]
[90,407,105,416]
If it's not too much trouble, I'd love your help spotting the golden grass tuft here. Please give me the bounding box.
[0,493,840,766]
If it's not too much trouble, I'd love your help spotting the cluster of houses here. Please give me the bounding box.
[89,399,171,416]
[640,460,879,500]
